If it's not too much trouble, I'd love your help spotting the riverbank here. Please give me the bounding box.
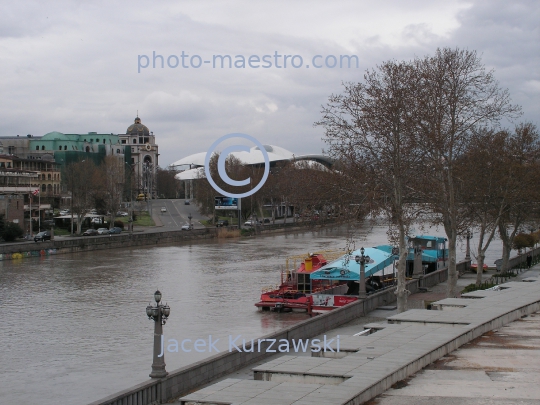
[0,219,342,261]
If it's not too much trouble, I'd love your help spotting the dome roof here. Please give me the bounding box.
[126,117,149,137]
[41,131,69,140]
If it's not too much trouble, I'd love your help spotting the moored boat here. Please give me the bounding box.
[256,235,449,314]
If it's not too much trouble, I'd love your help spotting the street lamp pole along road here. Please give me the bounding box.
[355,247,370,299]
[146,290,170,378]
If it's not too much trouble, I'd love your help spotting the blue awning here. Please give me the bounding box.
[310,247,396,281]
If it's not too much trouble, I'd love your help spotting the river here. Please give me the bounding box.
[0,221,503,405]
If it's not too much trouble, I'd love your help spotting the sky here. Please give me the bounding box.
[1,0,538,167]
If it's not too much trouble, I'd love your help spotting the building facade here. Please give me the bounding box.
[119,117,159,197]
[0,116,159,203]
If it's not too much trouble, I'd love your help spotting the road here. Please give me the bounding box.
[150,198,207,230]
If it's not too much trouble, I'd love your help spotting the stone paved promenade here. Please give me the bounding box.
[178,266,540,405]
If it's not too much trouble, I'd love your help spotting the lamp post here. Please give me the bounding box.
[125,162,134,234]
[146,290,170,378]
[355,247,370,299]
[465,230,473,262]
[188,213,192,229]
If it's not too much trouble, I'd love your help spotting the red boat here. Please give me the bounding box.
[255,253,357,314]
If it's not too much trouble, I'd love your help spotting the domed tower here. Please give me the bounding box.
[126,117,150,137]
[119,116,158,198]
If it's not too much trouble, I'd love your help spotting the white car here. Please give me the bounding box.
[181,223,193,230]
[59,210,70,216]
[244,220,262,226]
[91,217,104,224]
[97,228,109,235]
[160,207,167,213]
[116,211,129,217]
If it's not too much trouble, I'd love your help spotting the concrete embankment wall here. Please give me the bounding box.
[0,228,218,260]
[0,219,342,261]
[87,260,472,405]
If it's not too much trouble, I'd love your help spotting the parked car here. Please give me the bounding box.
[108,227,122,234]
[97,228,109,235]
[160,207,167,213]
[216,219,229,227]
[184,200,190,205]
[181,223,194,230]
[34,231,51,242]
[83,229,98,236]
[59,210,70,216]
[116,211,129,217]
[244,220,262,227]
[263,218,270,223]
[91,217,103,224]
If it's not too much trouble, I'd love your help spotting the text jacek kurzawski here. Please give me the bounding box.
[158,335,340,356]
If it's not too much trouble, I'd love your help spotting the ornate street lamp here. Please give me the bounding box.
[355,247,370,299]
[146,290,170,378]
[465,230,473,262]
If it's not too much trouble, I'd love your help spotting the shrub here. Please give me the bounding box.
[512,233,535,250]
[461,282,496,294]
[2,222,24,242]
[114,220,125,229]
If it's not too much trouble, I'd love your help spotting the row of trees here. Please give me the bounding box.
[64,159,183,234]
[64,157,127,234]
[194,154,357,224]
[316,48,538,310]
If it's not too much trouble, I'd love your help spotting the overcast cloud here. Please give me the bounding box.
[1,0,538,166]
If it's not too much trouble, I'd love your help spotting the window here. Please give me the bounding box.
[47,174,51,180]
[131,158,135,164]
[133,139,137,144]
[64,145,67,150]
[103,139,106,144]
[47,184,52,193]
[36,146,39,150]
[139,137,143,144]
[116,149,120,153]
[59,146,62,150]
[85,146,90,152]
[90,139,93,143]
[42,145,45,150]
[41,184,46,192]
[96,139,99,143]
[144,137,149,143]
[121,140,126,144]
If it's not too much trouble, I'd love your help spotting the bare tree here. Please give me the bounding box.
[460,129,509,285]
[64,160,100,234]
[497,123,540,272]
[99,156,125,229]
[317,60,421,312]
[413,48,521,297]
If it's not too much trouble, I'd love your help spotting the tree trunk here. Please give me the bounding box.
[498,222,514,273]
[447,232,459,297]
[476,251,485,285]
[395,221,408,313]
